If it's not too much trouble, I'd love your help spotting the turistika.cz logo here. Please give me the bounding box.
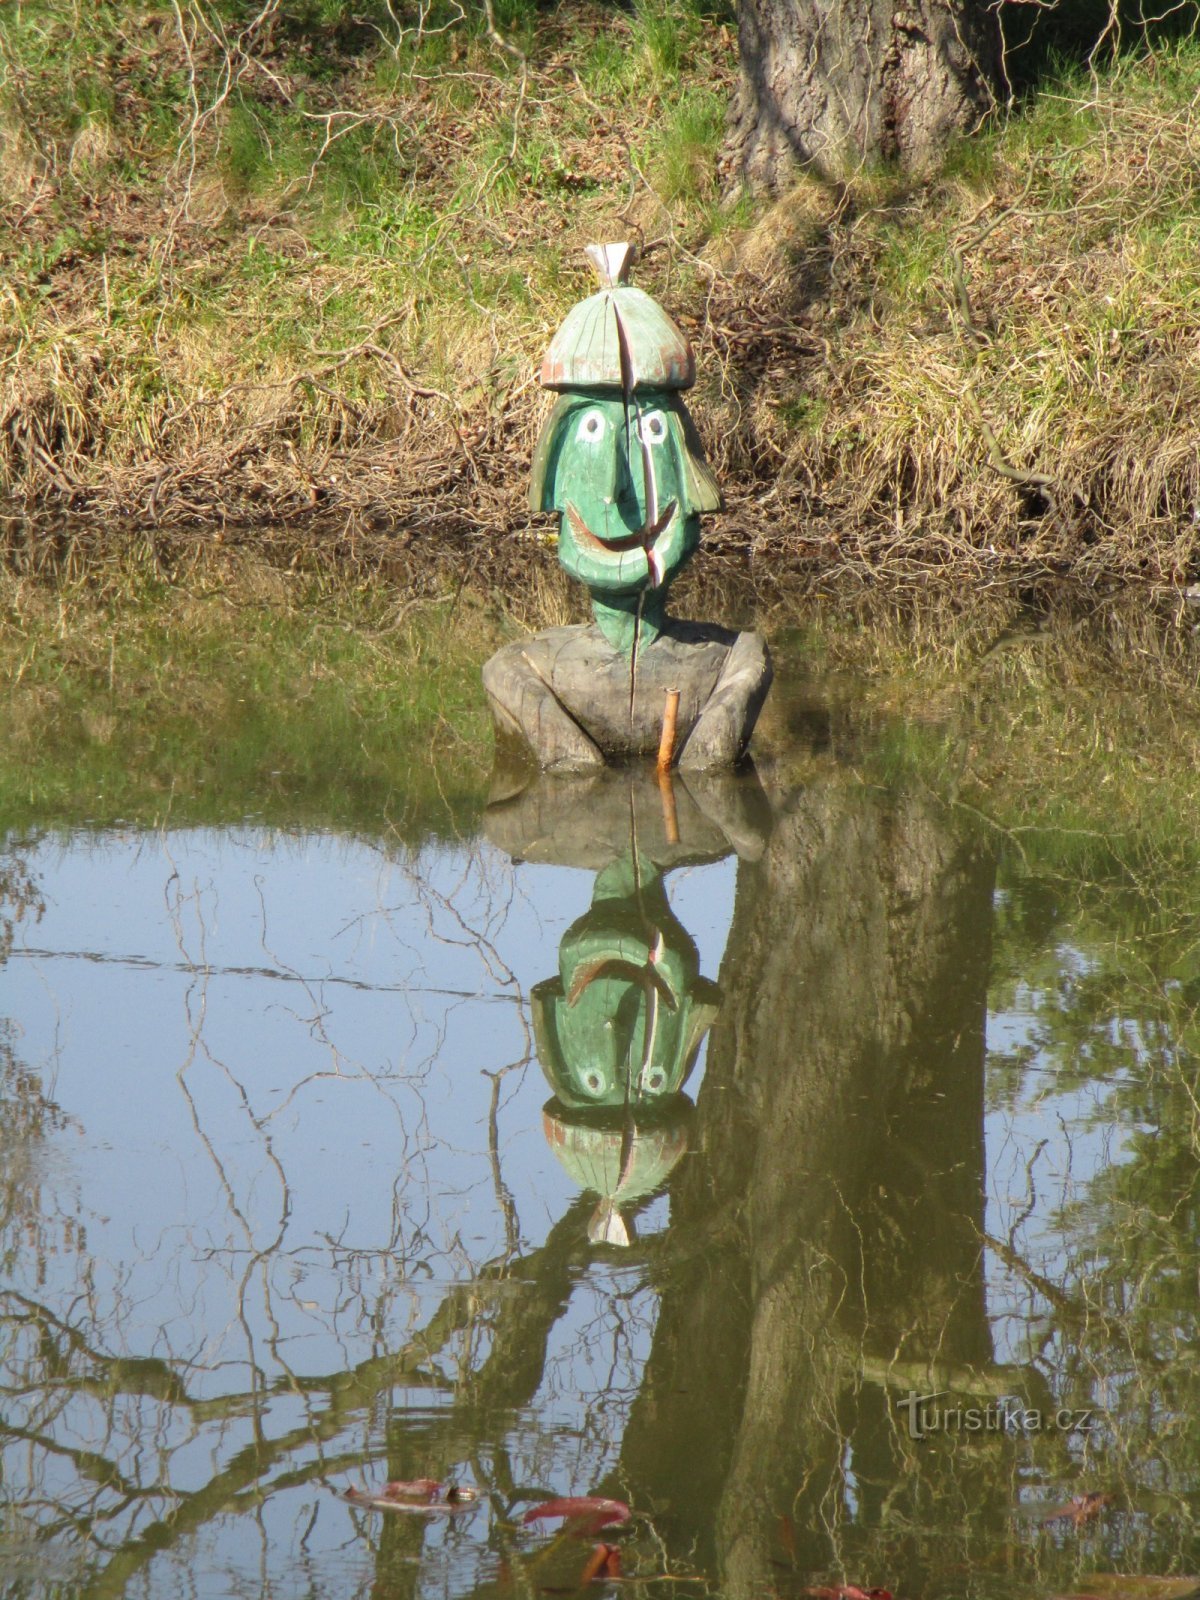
[896,1391,1102,1442]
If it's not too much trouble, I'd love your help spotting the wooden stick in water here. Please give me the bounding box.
[656,687,682,844]
[657,688,680,773]
[658,771,679,845]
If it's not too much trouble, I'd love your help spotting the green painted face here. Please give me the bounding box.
[529,854,721,1110]
[529,390,722,653]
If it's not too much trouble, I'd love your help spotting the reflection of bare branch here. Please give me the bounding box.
[484,1059,528,1259]
[0,827,653,1589]
[980,1231,1085,1323]
[2,1420,163,1517]
[29,1202,597,1596]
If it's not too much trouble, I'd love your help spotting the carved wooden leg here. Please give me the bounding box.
[482,641,605,771]
[677,632,773,771]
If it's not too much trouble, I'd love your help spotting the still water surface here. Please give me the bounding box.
[2,669,1197,1600]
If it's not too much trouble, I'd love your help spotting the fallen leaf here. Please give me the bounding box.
[381,1478,446,1502]
[522,1496,632,1536]
[343,1481,478,1515]
[580,1543,623,1583]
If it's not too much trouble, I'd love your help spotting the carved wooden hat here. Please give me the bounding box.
[541,1102,692,1245]
[539,243,695,393]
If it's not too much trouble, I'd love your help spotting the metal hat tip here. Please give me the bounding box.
[584,242,635,289]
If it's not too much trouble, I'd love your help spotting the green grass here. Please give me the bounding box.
[3,0,1200,582]
[0,0,743,529]
[654,88,725,203]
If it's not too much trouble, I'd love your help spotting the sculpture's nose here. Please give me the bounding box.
[606,441,631,507]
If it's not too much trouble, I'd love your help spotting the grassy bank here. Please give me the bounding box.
[1,1,1200,585]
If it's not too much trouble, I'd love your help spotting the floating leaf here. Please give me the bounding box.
[343,1480,477,1515]
[522,1496,632,1536]
[580,1543,623,1583]
[382,1478,445,1501]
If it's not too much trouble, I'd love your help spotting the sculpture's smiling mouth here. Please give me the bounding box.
[565,503,645,555]
[565,500,679,587]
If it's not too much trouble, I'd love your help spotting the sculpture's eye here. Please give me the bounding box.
[577,410,606,443]
[643,411,667,444]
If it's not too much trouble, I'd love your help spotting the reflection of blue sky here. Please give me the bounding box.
[984,964,1137,1381]
[8,823,1156,1593]
[2,828,734,1597]
[9,831,580,1342]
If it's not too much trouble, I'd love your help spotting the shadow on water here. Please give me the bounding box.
[2,649,1200,1598]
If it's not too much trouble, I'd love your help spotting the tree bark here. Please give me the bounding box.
[725,0,1001,188]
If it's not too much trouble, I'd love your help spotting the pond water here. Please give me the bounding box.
[2,643,1198,1600]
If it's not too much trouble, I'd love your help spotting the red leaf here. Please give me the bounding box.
[522,1497,631,1536]
[579,1548,608,1586]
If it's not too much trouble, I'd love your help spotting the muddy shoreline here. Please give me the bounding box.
[2,500,1190,621]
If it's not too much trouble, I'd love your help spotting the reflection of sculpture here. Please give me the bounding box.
[543,1099,693,1248]
[532,854,720,1109]
[533,851,716,1247]
[482,244,772,771]
[486,766,771,1246]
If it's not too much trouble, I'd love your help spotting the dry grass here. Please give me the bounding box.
[688,48,1200,588]
[1,3,1200,590]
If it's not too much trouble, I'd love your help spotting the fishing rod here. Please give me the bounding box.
[613,302,673,733]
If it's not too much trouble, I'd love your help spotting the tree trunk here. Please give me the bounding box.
[725,0,1001,188]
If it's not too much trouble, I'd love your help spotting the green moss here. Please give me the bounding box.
[771,394,828,431]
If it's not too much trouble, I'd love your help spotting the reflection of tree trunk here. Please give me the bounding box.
[620,780,995,1593]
